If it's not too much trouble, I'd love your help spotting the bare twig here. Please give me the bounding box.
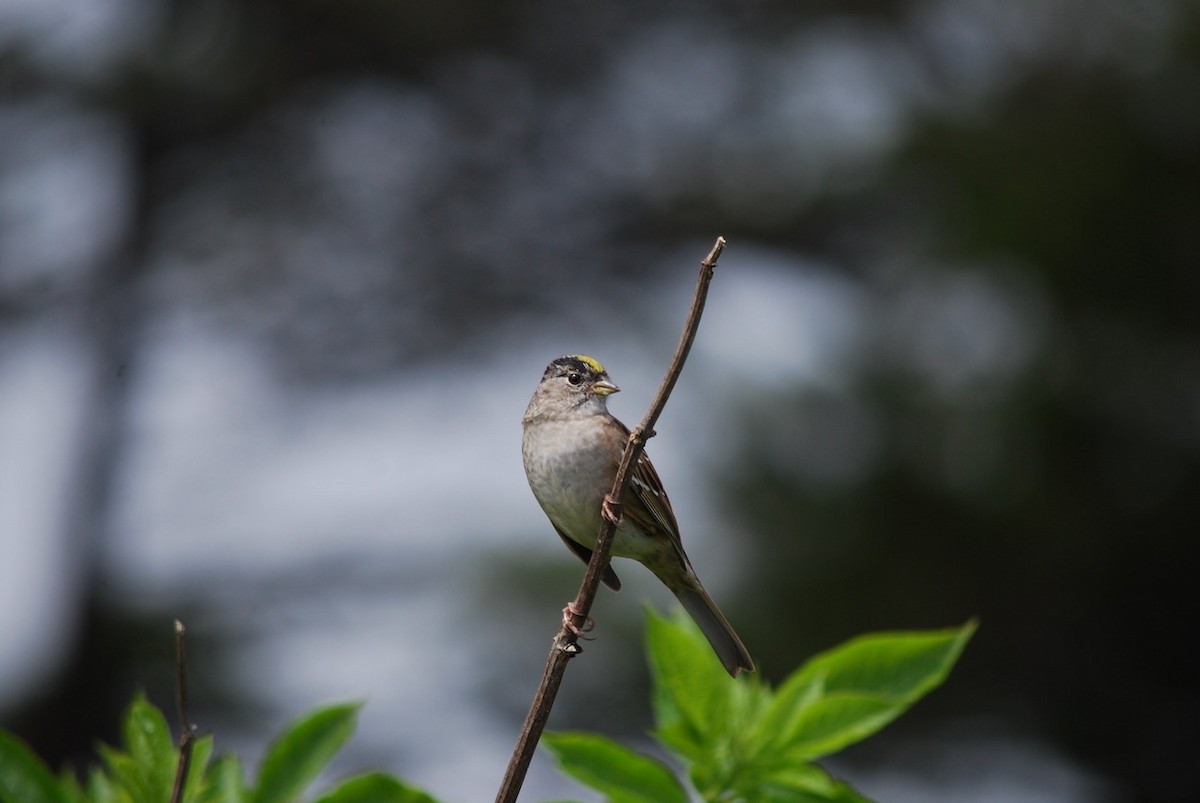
[495,236,727,803]
[169,619,196,803]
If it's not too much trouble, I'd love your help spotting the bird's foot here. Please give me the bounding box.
[602,494,623,527]
[562,603,595,640]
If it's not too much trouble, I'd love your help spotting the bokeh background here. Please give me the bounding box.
[2,1,1198,801]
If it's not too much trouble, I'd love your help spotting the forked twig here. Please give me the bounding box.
[495,236,727,803]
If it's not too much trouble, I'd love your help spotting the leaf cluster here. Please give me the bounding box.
[543,611,976,802]
[0,696,434,803]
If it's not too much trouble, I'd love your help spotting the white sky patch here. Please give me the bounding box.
[694,248,867,392]
[0,325,92,707]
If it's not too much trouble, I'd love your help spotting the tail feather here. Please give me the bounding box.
[673,583,754,677]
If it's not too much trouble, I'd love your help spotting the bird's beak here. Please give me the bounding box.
[592,380,620,396]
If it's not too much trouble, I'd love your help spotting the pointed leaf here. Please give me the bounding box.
[312,772,439,803]
[252,703,360,803]
[181,734,215,803]
[543,731,688,803]
[0,732,69,803]
[645,609,733,760]
[796,621,977,699]
[201,754,247,803]
[768,621,976,758]
[122,693,177,800]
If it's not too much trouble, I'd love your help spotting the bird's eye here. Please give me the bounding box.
[566,372,583,386]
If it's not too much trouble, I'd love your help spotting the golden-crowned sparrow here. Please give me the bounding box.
[522,355,753,676]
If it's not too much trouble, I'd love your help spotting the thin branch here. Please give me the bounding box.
[495,236,727,803]
[169,619,196,803]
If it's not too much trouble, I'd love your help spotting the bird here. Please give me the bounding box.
[521,354,754,676]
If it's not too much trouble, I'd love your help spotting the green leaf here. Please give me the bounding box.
[756,763,872,803]
[201,754,248,803]
[0,731,69,803]
[543,731,688,803]
[797,621,977,699]
[98,743,150,802]
[56,768,89,803]
[685,676,775,799]
[252,702,361,803]
[766,621,976,759]
[181,734,215,803]
[85,764,127,803]
[312,772,440,803]
[122,693,177,800]
[645,609,734,761]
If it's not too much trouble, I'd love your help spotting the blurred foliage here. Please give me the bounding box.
[0,695,437,803]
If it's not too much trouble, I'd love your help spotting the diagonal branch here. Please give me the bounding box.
[495,236,727,803]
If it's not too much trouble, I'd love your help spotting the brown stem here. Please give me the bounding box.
[169,619,195,803]
[495,236,726,803]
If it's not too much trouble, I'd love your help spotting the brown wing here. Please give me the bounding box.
[554,526,622,591]
[623,450,694,571]
[606,417,690,569]
[626,451,680,535]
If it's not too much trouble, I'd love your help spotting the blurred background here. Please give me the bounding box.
[2,1,1197,801]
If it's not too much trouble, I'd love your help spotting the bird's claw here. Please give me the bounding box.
[602,494,623,527]
[562,603,595,640]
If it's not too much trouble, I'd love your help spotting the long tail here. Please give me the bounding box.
[672,580,754,677]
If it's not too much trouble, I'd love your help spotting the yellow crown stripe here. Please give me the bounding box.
[570,354,606,374]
